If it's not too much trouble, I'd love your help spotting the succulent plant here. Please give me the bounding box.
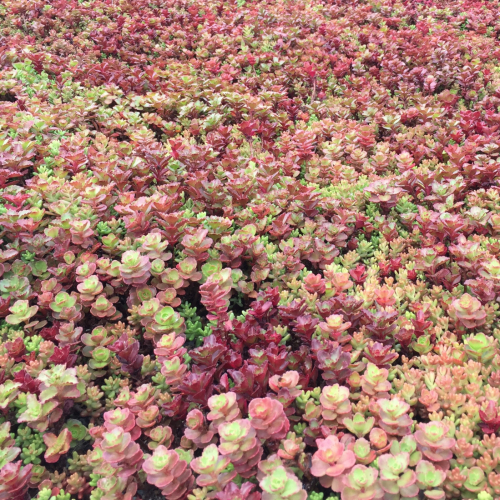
[310,435,356,489]
[88,346,113,371]
[351,438,376,465]
[277,432,305,461]
[463,333,496,364]
[0,380,21,411]
[478,401,500,435]
[5,300,38,325]
[143,446,194,499]
[318,315,351,342]
[161,356,187,385]
[339,465,383,500]
[119,250,151,285]
[343,414,375,438]
[103,408,140,439]
[184,409,215,448]
[448,293,486,330]
[148,306,186,341]
[360,364,391,397]
[320,384,351,423]
[18,394,59,432]
[415,461,446,499]
[249,398,290,441]
[100,427,142,467]
[190,444,235,490]
[378,452,418,498]
[259,466,307,500]
[43,428,72,463]
[146,425,173,451]
[154,333,187,363]
[377,398,413,437]
[389,436,421,467]
[49,292,82,322]
[1,1,500,499]
[463,466,486,493]
[207,392,241,431]
[0,461,33,500]
[218,419,263,478]
[414,422,455,464]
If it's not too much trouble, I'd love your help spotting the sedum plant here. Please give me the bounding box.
[310,435,356,490]
[142,446,194,499]
[0,0,500,498]
[259,466,307,500]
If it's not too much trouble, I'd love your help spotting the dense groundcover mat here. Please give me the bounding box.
[2,0,500,499]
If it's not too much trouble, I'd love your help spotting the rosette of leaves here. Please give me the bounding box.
[448,293,486,330]
[154,333,187,363]
[100,427,142,468]
[415,461,446,499]
[319,384,351,423]
[389,435,422,467]
[377,398,413,437]
[184,409,215,448]
[146,426,173,451]
[62,419,90,446]
[462,467,487,494]
[18,394,59,432]
[90,295,121,320]
[463,332,496,364]
[378,452,418,498]
[190,444,236,490]
[218,419,263,478]
[94,476,137,500]
[43,428,72,463]
[38,365,85,403]
[414,421,455,463]
[147,306,185,342]
[119,250,151,285]
[81,326,115,357]
[103,408,140,440]
[338,465,383,500]
[5,300,38,325]
[248,398,289,441]
[207,392,241,432]
[142,446,194,499]
[89,346,113,373]
[360,364,391,396]
[343,413,375,438]
[139,232,171,260]
[161,356,188,385]
[0,461,33,500]
[259,466,307,500]
[351,438,376,465]
[0,276,31,301]
[77,275,104,306]
[49,292,82,322]
[310,435,355,489]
